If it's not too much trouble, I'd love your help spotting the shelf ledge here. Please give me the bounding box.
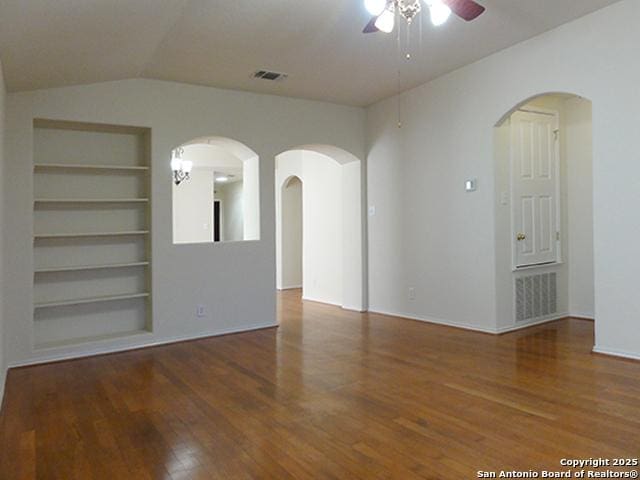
[34,293,150,309]
[34,163,149,172]
[34,231,149,240]
[34,198,149,204]
[35,262,150,274]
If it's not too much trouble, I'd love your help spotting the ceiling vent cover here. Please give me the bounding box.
[252,70,288,81]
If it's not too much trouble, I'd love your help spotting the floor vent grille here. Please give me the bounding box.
[515,272,557,322]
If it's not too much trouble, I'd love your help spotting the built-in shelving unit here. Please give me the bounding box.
[32,118,152,349]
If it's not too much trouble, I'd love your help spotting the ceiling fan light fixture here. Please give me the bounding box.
[364,0,387,16]
[375,7,395,33]
[427,0,452,26]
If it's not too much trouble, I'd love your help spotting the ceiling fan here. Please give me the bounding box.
[363,0,485,34]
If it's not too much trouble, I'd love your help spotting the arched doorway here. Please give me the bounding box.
[275,145,364,311]
[279,176,303,291]
[493,92,594,334]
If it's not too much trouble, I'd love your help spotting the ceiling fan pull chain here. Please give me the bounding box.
[396,14,403,129]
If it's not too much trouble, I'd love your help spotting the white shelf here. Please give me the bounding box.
[35,262,149,274]
[34,198,149,204]
[34,292,150,309]
[34,163,149,172]
[34,230,149,240]
[34,329,152,351]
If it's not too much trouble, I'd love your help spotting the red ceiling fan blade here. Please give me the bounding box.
[442,0,485,21]
[363,16,380,33]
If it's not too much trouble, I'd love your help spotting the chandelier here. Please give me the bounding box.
[170,147,193,185]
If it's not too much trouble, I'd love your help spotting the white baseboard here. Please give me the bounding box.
[302,296,342,307]
[277,285,302,291]
[569,312,595,320]
[0,368,5,414]
[342,305,366,313]
[368,308,498,334]
[592,346,640,361]
[369,308,573,335]
[9,322,279,369]
[495,313,570,334]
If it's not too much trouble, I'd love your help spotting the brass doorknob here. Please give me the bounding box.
[517,233,526,241]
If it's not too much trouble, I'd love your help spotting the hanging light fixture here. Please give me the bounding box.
[365,0,387,16]
[171,147,193,185]
[375,5,396,33]
[427,0,452,26]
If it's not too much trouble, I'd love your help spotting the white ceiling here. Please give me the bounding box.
[0,0,621,106]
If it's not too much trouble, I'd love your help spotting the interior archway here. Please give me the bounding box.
[275,146,364,311]
[493,92,594,335]
[171,136,260,244]
[279,176,303,291]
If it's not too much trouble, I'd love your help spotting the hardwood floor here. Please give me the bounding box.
[1,289,639,479]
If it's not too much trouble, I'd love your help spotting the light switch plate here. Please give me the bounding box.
[465,179,477,192]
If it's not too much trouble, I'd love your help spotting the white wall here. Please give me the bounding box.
[242,156,260,241]
[367,0,640,357]
[173,167,214,243]
[4,78,365,366]
[279,177,303,289]
[217,181,244,242]
[565,98,594,318]
[0,59,6,407]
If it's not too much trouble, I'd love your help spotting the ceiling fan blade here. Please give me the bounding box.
[442,0,485,21]
[363,16,380,33]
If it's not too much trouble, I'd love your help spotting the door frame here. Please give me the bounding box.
[509,106,562,271]
[213,199,224,242]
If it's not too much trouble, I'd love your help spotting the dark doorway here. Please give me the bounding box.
[213,200,221,242]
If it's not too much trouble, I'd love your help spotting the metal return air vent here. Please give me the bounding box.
[515,272,557,322]
[252,70,288,81]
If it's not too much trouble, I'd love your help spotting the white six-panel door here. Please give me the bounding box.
[510,109,560,268]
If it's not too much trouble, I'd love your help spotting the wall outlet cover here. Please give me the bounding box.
[196,305,206,317]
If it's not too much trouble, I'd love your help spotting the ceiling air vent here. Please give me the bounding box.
[252,70,288,81]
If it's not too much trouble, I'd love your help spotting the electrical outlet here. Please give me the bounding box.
[368,205,376,217]
[408,287,416,301]
[196,305,206,317]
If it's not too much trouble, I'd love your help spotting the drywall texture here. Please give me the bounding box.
[0,60,5,406]
[275,149,363,310]
[5,79,365,366]
[367,0,639,357]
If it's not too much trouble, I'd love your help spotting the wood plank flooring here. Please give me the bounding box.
[1,289,639,479]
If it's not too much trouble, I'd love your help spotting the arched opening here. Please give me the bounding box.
[275,146,364,311]
[280,176,303,291]
[171,136,260,244]
[493,92,594,334]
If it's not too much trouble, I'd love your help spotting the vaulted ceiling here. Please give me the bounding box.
[0,0,621,106]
